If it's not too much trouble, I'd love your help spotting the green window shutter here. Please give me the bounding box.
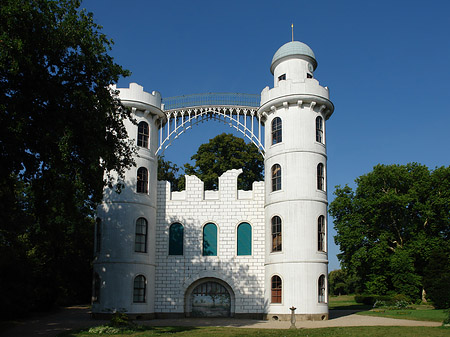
[237,222,252,255]
[203,223,217,256]
[169,223,184,255]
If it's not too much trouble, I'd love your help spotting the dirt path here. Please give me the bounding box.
[0,307,441,337]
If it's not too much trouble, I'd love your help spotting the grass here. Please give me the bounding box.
[329,294,372,310]
[58,297,449,337]
[357,306,447,322]
[59,326,450,337]
[328,294,447,322]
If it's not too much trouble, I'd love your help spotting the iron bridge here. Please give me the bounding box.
[157,93,265,156]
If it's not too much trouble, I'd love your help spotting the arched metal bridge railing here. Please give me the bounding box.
[157,93,265,156]
[162,92,260,110]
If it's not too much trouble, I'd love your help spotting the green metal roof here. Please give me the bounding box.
[271,41,317,73]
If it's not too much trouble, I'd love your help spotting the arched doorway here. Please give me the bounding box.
[185,278,234,317]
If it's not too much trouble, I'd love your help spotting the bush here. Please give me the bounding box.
[443,309,450,326]
[424,248,450,309]
[373,300,386,308]
[110,312,129,327]
[355,294,393,305]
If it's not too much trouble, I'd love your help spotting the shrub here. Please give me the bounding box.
[110,312,129,327]
[355,294,393,306]
[424,247,450,309]
[373,300,386,308]
[443,309,450,326]
[392,294,410,302]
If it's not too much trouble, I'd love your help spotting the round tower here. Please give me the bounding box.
[92,83,164,318]
[261,41,334,320]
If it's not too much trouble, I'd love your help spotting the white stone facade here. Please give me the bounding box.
[92,40,334,321]
[155,170,265,317]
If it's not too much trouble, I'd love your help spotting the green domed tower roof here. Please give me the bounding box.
[270,41,317,74]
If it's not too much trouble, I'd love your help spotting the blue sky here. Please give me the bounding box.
[83,0,450,271]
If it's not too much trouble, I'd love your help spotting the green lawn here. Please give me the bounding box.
[329,295,447,322]
[59,326,450,337]
[357,307,447,322]
[329,294,372,310]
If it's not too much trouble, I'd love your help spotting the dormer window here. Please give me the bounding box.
[278,74,286,81]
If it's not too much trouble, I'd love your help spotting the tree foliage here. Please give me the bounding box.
[329,163,450,303]
[0,0,132,317]
[183,133,264,190]
[158,156,182,191]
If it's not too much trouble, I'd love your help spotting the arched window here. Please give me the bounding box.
[318,215,325,252]
[203,223,217,256]
[133,275,146,303]
[317,163,324,191]
[272,117,282,145]
[316,116,323,143]
[318,275,326,303]
[272,164,281,192]
[169,223,184,255]
[137,121,149,148]
[271,275,282,303]
[135,218,148,253]
[271,216,282,252]
[237,222,252,256]
[95,218,101,253]
[93,273,101,303]
[137,167,148,194]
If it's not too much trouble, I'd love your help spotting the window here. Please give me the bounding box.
[316,116,323,143]
[169,223,184,255]
[137,121,149,148]
[271,117,282,145]
[317,163,324,191]
[203,223,218,256]
[271,275,282,303]
[133,275,146,303]
[318,216,325,252]
[271,164,281,192]
[135,218,148,253]
[237,222,252,256]
[271,216,282,252]
[318,275,326,303]
[93,273,101,303]
[95,218,101,253]
[307,73,313,79]
[278,74,286,81]
[137,167,148,194]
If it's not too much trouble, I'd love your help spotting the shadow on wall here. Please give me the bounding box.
[157,194,267,318]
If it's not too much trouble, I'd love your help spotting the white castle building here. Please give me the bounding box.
[92,40,334,321]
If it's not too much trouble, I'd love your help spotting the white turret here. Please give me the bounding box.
[93,83,164,318]
[261,41,334,320]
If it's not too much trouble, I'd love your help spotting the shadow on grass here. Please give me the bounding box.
[59,325,199,336]
[329,304,372,319]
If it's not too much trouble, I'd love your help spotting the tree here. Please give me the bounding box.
[329,163,450,302]
[0,0,132,316]
[158,156,182,191]
[328,269,360,296]
[184,133,264,190]
[328,269,350,296]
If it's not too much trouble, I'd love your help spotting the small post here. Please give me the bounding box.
[289,306,297,329]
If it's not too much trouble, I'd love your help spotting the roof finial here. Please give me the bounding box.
[291,23,294,41]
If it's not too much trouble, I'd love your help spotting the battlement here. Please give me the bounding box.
[113,83,164,116]
[158,169,264,202]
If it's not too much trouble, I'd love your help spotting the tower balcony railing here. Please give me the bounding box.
[162,93,260,110]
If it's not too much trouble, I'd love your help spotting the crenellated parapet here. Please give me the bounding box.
[158,169,264,202]
[112,82,164,118]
